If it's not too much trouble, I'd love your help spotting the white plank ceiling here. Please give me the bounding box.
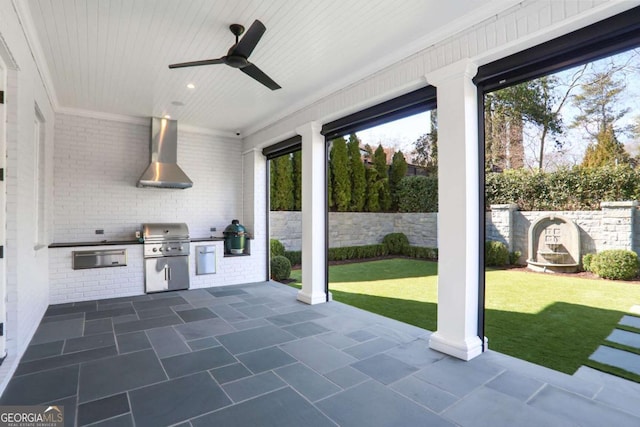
[24,0,517,134]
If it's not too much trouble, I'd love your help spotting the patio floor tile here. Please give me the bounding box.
[280,337,357,374]
[323,366,369,389]
[317,380,453,427]
[31,318,84,344]
[113,314,183,334]
[351,353,418,384]
[90,413,134,427]
[83,318,113,335]
[391,375,459,413]
[217,325,296,354]
[620,315,640,329]
[275,363,341,402]
[0,365,78,405]
[15,345,118,376]
[63,332,115,354]
[589,346,640,375]
[116,331,152,354]
[175,307,218,323]
[222,371,286,402]
[146,326,190,358]
[77,393,129,426]
[210,363,253,384]
[21,340,63,362]
[606,329,640,349]
[173,317,235,340]
[192,387,335,427]
[161,346,236,378]
[266,309,326,326]
[485,370,545,401]
[343,337,396,359]
[282,321,330,338]
[187,336,219,351]
[236,346,296,373]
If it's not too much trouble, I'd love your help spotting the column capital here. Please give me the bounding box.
[295,121,322,137]
[425,59,478,86]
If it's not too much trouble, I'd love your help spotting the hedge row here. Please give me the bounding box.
[486,166,640,211]
[283,243,438,266]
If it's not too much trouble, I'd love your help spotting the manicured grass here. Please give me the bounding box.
[289,258,640,375]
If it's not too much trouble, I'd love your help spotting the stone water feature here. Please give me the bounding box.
[527,215,580,273]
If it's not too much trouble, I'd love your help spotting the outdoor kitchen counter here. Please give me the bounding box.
[49,240,141,248]
[49,237,226,248]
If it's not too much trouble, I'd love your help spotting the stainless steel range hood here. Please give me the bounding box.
[137,117,193,189]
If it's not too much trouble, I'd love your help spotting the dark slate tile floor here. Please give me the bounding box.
[2,281,640,426]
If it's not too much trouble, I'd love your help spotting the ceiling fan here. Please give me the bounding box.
[169,20,281,90]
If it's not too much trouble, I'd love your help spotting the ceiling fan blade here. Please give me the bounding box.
[168,57,225,69]
[231,20,266,58]
[240,63,281,90]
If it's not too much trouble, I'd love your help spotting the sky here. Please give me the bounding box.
[349,46,640,170]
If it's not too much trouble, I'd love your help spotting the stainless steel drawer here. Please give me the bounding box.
[72,249,127,270]
[196,245,216,275]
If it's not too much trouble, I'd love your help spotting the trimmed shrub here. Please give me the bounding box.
[590,250,639,280]
[328,244,388,261]
[485,241,509,267]
[270,239,285,258]
[383,233,409,255]
[396,175,438,213]
[270,255,292,281]
[284,250,302,266]
[509,250,522,265]
[582,253,594,272]
[404,246,438,260]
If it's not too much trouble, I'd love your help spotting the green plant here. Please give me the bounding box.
[582,253,594,272]
[485,241,509,266]
[270,255,291,281]
[328,244,388,261]
[396,175,438,213]
[404,245,438,260]
[330,137,351,211]
[348,134,366,211]
[590,250,638,280]
[270,239,285,258]
[509,250,522,265]
[284,250,302,266]
[382,233,409,255]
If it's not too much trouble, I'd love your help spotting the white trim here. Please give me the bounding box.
[429,333,486,361]
[12,0,58,108]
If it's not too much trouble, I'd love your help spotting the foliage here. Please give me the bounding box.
[292,151,302,211]
[389,151,408,211]
[485,165,640,210]
[590,250,639,280]
[509,250,522,265]
[270,255,291,281]
[373,145,391,210]
[348,134,367,211]
[396,175,438,212]
[270,239,285,258]
[412,110,438,173]
[581,124,631,167]
[382,233,409,255]
[328,244,388,261]
[364,167,381,212]
[284,250,302,266]
[404,245,438,260]
[486,79,563,171]
[330,137,351,212]
[485,241,510,266]
[271,155,294,210]
[582,253,594,272]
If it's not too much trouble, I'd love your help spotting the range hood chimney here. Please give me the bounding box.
[137,117,193,189]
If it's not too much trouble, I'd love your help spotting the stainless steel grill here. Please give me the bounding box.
[142,223,190,293]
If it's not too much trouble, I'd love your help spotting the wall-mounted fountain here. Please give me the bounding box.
[527,215,580,273]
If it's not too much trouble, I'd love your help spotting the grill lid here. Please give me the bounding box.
[142,223,189,241]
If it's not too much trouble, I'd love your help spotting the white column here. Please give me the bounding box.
[242,149,268,279]
[296,122,329,304]
[427,60,485,360]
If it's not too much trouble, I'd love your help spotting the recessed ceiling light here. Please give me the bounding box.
[186,83,195,89]
[171,101,185,106]
[163,114,171,119]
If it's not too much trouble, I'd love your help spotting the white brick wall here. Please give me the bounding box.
[53,113,244,242]
[49,245,144,304]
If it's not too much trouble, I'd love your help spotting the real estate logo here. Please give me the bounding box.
[0,405,64,427]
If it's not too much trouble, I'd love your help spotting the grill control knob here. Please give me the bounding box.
[165,247,171,252]
[159,247,163,252]
[179,247,183,251]
[152,248,158,252]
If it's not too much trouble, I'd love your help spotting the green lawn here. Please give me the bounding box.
[289,258,640,375]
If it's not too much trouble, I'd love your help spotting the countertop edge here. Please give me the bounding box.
[49,237,228,248]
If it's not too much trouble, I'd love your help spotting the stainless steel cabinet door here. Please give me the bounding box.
[145,258,170,293]
[166,256,189,290]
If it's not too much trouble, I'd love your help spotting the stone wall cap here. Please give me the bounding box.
[490,204,519,210]
[600,201,638,208]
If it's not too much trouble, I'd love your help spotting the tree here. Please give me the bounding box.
[485,78,563,171]
[292,150,302,211]
[269,158,277,209]
[330,137,351,211]
[581,124,630,167]
[348,134,366,211]
[271,155,294,210]
[373,145,391,210]
[365,167,380,212]
[389,151,408,210]
[412,110,438,174]
[572,68,630,137]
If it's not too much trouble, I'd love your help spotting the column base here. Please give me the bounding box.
[297,290,328,305]
[429,332,487,361]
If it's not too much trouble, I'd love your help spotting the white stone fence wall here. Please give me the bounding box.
[271,202,640,262]
[270,212,437,251]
